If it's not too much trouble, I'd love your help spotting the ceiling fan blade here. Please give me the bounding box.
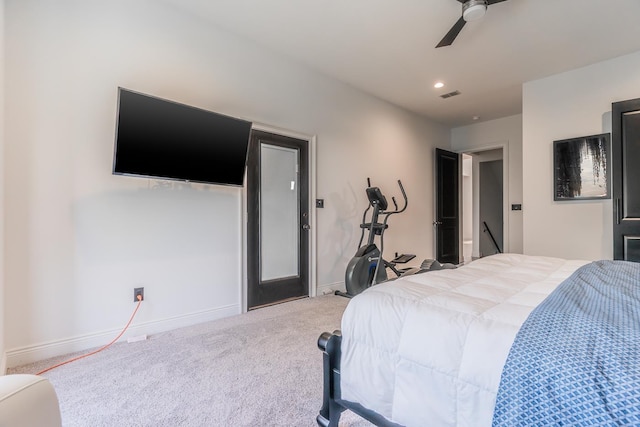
[487,0,508,4]
[436,16,466,48]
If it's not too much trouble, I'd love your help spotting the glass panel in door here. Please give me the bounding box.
[260,143,299,281]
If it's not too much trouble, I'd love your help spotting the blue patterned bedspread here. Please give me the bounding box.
[492,260,640,426]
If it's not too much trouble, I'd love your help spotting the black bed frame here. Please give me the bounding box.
[317,331,404,427]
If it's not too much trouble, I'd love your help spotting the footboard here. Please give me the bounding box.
[317,331,344,427]
[316,331,403,427]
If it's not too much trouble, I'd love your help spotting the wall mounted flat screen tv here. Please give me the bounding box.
[113,88,252,186]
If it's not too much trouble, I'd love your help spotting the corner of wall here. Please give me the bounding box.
[0,0,6,374]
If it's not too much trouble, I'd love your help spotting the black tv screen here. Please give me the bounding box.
[113,88,252,186]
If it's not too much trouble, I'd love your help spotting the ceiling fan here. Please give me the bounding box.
[436,0,509,48]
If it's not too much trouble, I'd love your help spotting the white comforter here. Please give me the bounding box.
[340,253,588,427]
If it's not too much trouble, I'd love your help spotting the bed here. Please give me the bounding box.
[316,253,640,426]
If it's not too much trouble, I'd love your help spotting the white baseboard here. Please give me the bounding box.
[317,281,344,296]
[6,304,240,369]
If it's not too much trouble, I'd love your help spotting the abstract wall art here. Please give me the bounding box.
[553,133,610,201]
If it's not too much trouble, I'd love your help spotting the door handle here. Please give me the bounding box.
[302,224,311,230]
[433,221,442,226]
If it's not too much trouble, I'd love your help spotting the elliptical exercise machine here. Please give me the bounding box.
[337,179,409,298]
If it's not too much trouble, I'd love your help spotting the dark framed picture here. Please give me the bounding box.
[553,133,610,201]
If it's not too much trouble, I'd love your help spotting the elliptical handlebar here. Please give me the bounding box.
[370,179,407,286]
[384,180,407,215]
[398,180,407,212]
[362,178,407,217]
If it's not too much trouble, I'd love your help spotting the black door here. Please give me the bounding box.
[435,148,460,264]
[612,98,640,262]
[247,130,309,309]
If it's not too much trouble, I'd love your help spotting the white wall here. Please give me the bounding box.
[4,0,449,366]
[522,50,640,260]
[451,114,523,255]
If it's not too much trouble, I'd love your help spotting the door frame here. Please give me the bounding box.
[241,123,317,313]
[456,142,510,259]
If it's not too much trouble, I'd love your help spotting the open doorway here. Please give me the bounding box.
[461,148,505,262]
[479,159,503,256]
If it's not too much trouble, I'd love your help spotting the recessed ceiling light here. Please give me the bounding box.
[434,82,444,89]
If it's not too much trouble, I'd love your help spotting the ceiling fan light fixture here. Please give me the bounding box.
[462,0,488,21]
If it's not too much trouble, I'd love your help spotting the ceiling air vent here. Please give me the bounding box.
[440,90,461,99]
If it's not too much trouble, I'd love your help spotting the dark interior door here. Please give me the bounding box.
[247,130,309,309]
[435,148,460,264]
[612,98,640,262]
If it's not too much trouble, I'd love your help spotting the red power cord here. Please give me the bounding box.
[37,295,143,375]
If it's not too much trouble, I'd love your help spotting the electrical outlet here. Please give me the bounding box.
[134,287,144,302]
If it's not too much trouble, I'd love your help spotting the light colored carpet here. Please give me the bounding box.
[9,295,373,426]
